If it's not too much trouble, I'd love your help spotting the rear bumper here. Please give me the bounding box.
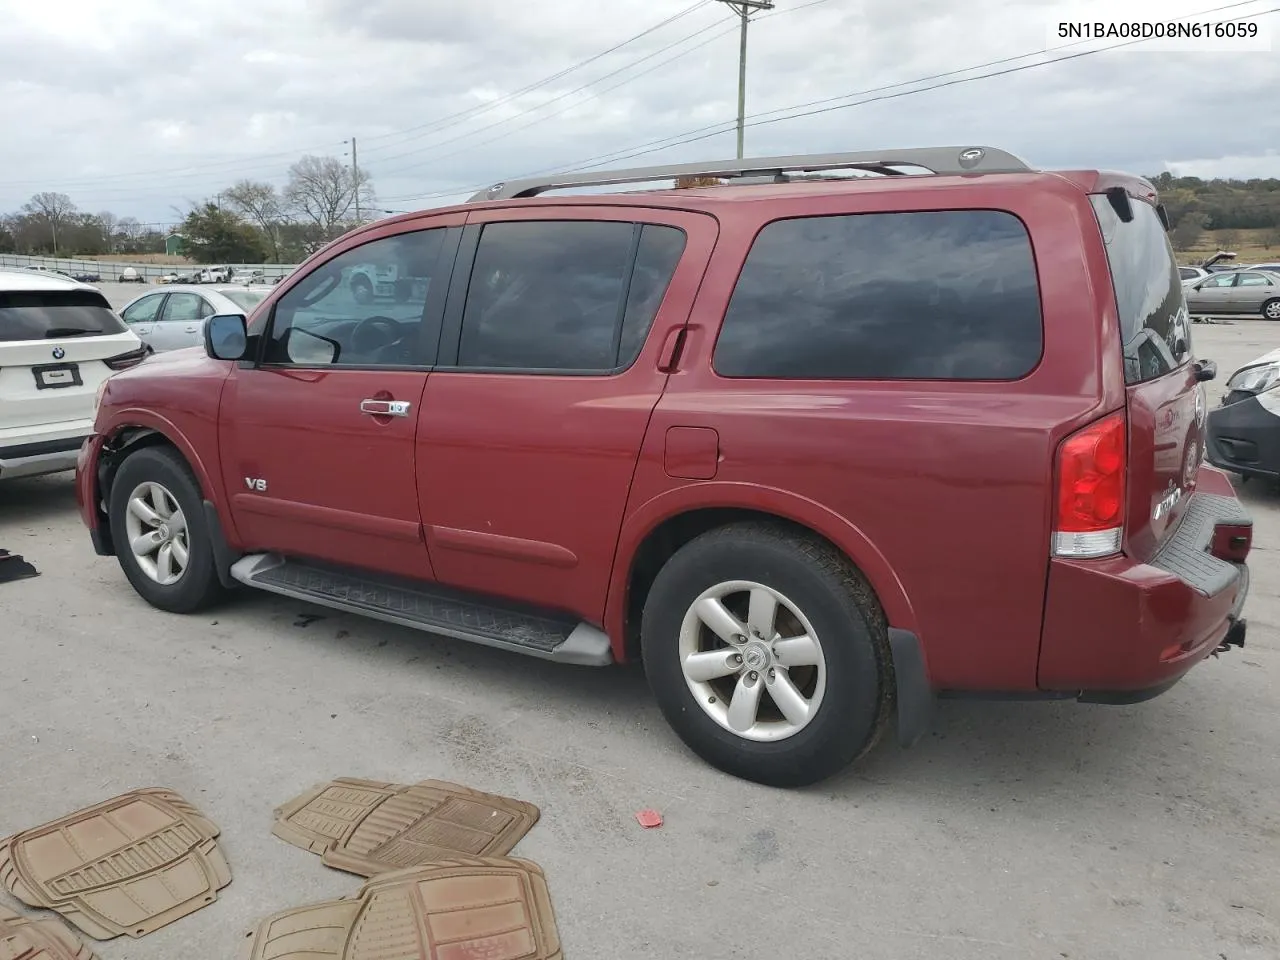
[1038,465,1251,696]
[1205,394,1280,481]
[0,433,90,479]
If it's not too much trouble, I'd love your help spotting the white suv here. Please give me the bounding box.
[0,271,148,480]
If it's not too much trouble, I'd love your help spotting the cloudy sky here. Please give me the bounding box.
[0,0,1276,227]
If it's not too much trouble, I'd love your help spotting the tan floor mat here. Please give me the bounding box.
[0,788,231,940]
[273,778,540,877]
[0,905,98,960]
[244,856,561,960]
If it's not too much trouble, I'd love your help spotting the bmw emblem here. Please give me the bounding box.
[51,347,65,360]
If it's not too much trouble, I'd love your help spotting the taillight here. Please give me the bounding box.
[104,346,150,370]
[1052,411,1126,559]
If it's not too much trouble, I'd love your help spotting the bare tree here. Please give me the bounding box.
[97,210,120,252]
[22,192,76,254]
[285,155,374,240]
[225,180,286,262]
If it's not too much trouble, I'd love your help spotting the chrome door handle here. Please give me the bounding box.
[185,326,198,333]
[360,398,412,417]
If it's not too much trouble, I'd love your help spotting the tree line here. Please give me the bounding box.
[6,161,1278,263]
[0,153,374,265]
[1152,172,1280,252]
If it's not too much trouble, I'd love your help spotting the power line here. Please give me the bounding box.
[381,1,1275,205]
[0,1,713,191]
[365,10,734,174]
[358,0,714,157]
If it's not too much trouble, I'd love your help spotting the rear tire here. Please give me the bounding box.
[1262,298,1280,321]
[108,446,224,613]
[641,522,892,787]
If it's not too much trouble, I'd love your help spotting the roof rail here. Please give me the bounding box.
[468,146,1033,203]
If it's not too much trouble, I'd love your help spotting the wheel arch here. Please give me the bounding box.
[606,483,920,663]
[97,411,236,545]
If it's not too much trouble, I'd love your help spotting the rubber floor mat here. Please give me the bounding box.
[244,856,562,960]
[273,778,540,877]
[0,905,98,960]
[0,788,231,940]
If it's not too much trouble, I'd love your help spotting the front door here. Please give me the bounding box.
[1189,272,1236,315]
[416,207,717,622]
[219,218,462,578]
[119,291,166,348]
[150,291,213,352]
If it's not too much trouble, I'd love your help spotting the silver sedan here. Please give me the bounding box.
[1184,270,1280,321]
[118,284,272,351]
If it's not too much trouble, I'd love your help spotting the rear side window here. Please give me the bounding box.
[458,221,686,372]
[713,210,1043,380]
[1089,195,1191,385]
[0,289,127,342]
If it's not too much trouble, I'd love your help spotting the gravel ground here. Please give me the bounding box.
[1,309,1277,960]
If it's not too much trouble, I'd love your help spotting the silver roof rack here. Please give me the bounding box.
[468,146,1033,203]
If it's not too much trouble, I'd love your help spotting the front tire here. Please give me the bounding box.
[108,446,224,613]
[641,522,892,787]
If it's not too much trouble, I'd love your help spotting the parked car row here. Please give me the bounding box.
[1184,268,1280,320]
[117,285,274,352]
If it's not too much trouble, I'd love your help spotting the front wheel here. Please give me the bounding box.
[641,522,892,787]
[1262,298,1280,321]
[107,446,225,613]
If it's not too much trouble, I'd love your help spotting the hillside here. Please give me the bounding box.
[1150,171,1280,264]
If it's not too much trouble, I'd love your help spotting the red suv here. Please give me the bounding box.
[77,146,1253,787]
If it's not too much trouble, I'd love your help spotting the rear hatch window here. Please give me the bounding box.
[1089,193,1203,559]
[0,289,128,342]
[1089,194,1192,384]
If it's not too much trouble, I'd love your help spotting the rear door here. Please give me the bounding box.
[415,206,716,622]
[1089,194,1204,561]
[1230,271,1280,314]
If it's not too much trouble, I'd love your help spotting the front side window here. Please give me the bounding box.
[266,228,447,367]
[713,210,1044,380]
[456,220,686,372]
[1090,194,1192,385]
[122,294,164,324]
[1201,274,1236,289]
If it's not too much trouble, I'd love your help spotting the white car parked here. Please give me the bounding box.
[0,270,147,480]
[118,284,272,352]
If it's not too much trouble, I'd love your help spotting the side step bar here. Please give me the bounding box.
[230,554,613,667]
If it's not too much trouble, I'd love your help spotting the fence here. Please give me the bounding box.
[0,254,299,283]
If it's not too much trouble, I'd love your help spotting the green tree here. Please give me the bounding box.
[179,203,267,263]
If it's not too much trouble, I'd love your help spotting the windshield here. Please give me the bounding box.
[0,289,127,342]
[1089,194,1191,385]
[221,289,268,311]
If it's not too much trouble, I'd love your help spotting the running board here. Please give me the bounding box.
[230,554,613,667]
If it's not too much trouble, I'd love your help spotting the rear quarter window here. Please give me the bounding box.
[1089,194,1191,385]
[0,289,127,342]
[712,210,1044,380]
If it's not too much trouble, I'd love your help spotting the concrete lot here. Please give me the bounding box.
[1,308,1278,959]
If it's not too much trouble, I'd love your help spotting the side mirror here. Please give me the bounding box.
[1194,358,1217,382]
[282,327,340,365]
[204,313,247,361]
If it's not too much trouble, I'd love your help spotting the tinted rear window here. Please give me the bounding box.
[1090,195,1191,385]
[0,289,127,342]
[712,210,1044,380]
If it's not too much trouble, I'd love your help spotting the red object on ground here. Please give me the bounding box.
[635,809,663,829]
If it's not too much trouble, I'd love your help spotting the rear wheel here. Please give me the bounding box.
[1262,298,1280,321]
[641,522,892,787]
[108,446,224,613]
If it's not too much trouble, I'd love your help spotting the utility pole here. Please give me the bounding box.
[715,0,773,159]
[350,137,361,224]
